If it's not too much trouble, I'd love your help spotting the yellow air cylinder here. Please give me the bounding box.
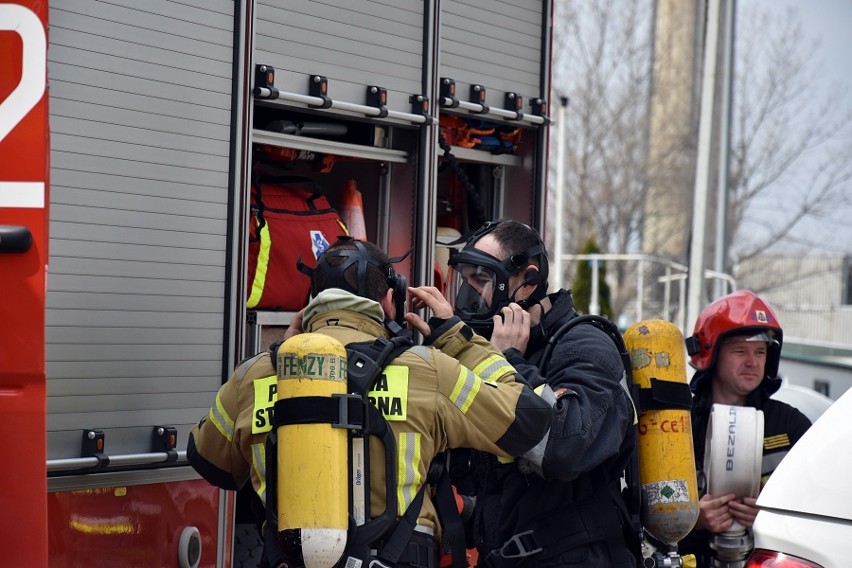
[624,320,700,546]
[276,333,349,568]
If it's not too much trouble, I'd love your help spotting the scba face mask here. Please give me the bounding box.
[451,263,500,317]
[447,251,510,338]
[297,237,410,327]
[447,221,549,338]
[447,250,541,338]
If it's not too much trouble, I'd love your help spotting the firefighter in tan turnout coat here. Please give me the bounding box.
[188,237,554,567]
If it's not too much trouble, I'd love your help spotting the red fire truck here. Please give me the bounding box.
[1,0,552,565]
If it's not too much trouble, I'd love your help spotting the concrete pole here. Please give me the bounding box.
[552,96,569,289]
[590,257,600,315]
[687,0,722,332]
[714,0,735,298]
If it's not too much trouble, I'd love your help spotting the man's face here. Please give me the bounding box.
[465,234,529,305]
[714,337,768,400]
[452,234,505,312]
[457,263,497,308]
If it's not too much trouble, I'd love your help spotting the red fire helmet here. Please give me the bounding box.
[686,290,784,380]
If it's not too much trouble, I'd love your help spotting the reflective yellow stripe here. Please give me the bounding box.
[251,443,267,505]
[764,433,790,450]
[449,367,481,414]
[397,432,422,515]
[69,518,136,535]
[209,391,235,442]
[472,355,515,383]
[337,219,350,235]
[246,219,271,308]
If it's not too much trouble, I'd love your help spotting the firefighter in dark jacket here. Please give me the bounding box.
[419,220,639,567]
[679,290,812,566]
[188,237,554,568]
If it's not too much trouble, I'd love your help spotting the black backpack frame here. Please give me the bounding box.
[268,334,466,568]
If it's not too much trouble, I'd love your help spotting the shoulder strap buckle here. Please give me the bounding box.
[496,529,542,559]
[347,336,413,393]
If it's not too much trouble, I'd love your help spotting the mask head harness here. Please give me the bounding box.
[297,236,411,327]
[447,220,548,337]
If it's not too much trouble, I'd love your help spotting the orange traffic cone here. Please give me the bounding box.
[339,179,367,240]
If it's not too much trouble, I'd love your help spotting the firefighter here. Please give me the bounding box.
[419,219,639,567]
[679,290,812,566]
[188,236,554,568]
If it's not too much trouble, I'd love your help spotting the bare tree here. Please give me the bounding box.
[730,5,852,267]
[549,0,654,317]
[550,1,852,321]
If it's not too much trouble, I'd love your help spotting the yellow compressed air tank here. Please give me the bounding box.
[624,320,700,546]
[276,333,349,568]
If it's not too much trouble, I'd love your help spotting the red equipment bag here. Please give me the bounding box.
[246,177,348,310]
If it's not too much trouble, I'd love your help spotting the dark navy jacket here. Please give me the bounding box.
[466,290,638,567]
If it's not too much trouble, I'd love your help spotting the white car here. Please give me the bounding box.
[746,388,852,568]
[771,379,835,424]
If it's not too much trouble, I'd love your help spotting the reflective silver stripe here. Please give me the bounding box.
[251,443,267,505]
[409,345,431,361]
[518,427,551,477]
[473,355,516,383]
[620,371,638,425]
[518,384,556,476]
[397,432,422,514]
[414,524,434,536]
[534,383,557,406]
[449,367,481,413]
[236,353,265,381]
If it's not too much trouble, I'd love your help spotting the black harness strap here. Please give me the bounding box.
[346,335,413,393]
[375,486,428,567]
[344,402,400,556]
[635,377,694,412]
[269,333,469,568]
[426,453,468,568]
[344,337,413,559]
[538,313,632,378]
[274,394,365,430]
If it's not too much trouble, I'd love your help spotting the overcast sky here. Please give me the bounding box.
[740,0,852,255]
[742,0,851,133]
[782,0,852,75]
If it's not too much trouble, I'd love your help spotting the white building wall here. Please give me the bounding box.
[735,254,852,345]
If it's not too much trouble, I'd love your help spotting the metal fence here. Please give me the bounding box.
[556,253,737,332]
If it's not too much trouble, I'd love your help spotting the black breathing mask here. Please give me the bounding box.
[297,237,411,327]
[447,223,547,338]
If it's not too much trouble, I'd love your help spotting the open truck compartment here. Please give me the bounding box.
[35,1,552,565]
